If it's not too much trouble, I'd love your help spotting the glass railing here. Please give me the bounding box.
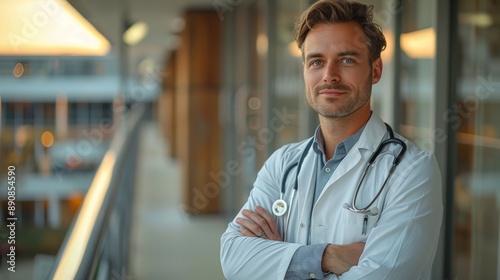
[45,105,144,280]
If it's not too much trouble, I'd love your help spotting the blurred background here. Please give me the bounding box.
[0,0,499,279]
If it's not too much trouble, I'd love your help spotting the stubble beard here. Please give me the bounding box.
[306,73,373,119]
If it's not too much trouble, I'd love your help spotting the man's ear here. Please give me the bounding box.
[372,58,383,84]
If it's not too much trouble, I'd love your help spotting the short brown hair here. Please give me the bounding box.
[293,0,386,62]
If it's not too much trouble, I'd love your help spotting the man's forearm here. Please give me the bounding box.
[321,243,365,275]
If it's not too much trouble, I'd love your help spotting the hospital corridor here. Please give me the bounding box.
[1,0,500,279]
[129,122,226,279]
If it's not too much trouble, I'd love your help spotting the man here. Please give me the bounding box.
[220,0,443,279]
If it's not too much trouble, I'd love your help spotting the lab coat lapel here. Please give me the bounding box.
[319,115,387,197]
[295,147,317,244]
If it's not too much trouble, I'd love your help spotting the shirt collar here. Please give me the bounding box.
[312,123,366,158]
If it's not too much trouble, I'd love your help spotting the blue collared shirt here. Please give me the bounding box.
[312,125,365,204]
[286,124,365,279]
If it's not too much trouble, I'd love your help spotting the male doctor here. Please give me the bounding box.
[220,0,443,279]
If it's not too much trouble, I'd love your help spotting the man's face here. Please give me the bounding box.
[302,22,382,119]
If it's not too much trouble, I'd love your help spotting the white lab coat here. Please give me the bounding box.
[220,114,443,279]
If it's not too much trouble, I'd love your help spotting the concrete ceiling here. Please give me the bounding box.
[71,0,216,72]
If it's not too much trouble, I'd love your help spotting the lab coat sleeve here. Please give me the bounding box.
[286,243,330,279]
[338,152,443,280]
[220,146,303,280]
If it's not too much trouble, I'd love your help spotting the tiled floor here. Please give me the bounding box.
[130,122,228,279]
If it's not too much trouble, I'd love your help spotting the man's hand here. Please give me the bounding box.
[322,243,365,275]
[235,206,282,241]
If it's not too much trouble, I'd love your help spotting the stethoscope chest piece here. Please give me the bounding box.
[272,199,288,216]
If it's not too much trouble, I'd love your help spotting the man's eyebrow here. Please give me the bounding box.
[338,51,361,57]
[305,51,362,61]
[304,52,323,61]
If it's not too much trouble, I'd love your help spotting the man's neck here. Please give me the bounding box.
[318,110,371,160]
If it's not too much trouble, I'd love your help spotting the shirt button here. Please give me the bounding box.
[309,272,316,278]
[325,167,331,173]
[300,223,305,228]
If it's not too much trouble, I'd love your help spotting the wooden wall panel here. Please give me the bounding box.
[175,11,222,214]
[160,51,177,158]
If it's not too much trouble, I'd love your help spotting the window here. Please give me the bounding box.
[452,0,500,278]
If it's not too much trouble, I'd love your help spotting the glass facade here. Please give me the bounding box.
[399,0,437,152]
[220,0,322,214]
[270,0,310,147]
[0,48,117,278]
[453,0,500,278]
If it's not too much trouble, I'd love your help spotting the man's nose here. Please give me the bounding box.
[323,62,340,83]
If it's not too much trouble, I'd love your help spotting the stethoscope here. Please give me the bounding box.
[272,123,407,238]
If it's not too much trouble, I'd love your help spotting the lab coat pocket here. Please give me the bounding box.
[340,207,379,244]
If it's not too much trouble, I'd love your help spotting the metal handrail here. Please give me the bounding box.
[47,105,145,280]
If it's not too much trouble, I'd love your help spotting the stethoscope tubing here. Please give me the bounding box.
[280,138,313,240]
[277,123,407,239]
[349,125,406,213]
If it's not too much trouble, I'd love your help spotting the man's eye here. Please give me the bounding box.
[310,60,322,67]
[342,58,354,64]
